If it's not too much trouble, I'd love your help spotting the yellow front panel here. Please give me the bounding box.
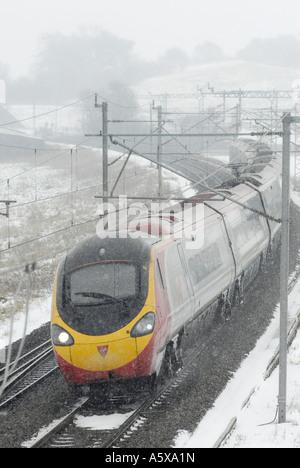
[70,337,138,371]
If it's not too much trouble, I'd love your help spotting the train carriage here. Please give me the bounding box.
[51,150,282,390]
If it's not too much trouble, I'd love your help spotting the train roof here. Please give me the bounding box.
[65,144,281,261]
[63,234,159,272]
[159,142,279,194]
[161,154,233,191]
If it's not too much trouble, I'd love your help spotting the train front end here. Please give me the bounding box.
[51,235,160,387]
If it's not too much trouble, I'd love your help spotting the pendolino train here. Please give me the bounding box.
[51,145,282,390]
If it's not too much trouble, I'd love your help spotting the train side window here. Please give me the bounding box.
[156,259,164,289]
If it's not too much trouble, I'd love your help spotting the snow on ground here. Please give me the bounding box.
[0,294,52,363]
[74,411,135,431]
[223,334,300,448]
[22,407,136,448]
[134,60,300,110]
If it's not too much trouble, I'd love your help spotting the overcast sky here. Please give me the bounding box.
[1,0,300,78]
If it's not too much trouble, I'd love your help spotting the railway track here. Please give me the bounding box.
[27,330,215,449]
[0,340,58,409]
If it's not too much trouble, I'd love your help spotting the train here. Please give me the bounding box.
[51,144,282,391]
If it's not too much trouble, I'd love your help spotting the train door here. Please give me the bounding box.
[154,254,170,344]
[165,243,194,337]
[177,243,195,316]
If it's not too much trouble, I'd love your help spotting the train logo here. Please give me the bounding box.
[97,346,109,358]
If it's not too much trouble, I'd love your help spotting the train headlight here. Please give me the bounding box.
[52,324,74,346]
[130,312,155,338]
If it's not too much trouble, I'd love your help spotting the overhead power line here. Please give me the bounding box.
[0,94,94,128]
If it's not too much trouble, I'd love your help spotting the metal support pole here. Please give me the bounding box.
[93,95,109,210]
[278,113,291,423]
[0,200,17,218]
[102,102,108,208]
[235,91,242,138]
[157,105,162,199]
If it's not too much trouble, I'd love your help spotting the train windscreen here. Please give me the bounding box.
[59,261,149,336]
[70,262,137,305]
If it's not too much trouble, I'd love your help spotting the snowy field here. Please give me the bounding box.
[134,60,300,113]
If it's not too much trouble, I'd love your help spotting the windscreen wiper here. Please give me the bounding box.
[74,292,130,306]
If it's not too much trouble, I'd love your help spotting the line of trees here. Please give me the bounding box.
[2,30,300,105]
[4,30,225,104]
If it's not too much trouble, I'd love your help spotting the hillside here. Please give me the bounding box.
[134,60,300,117]
[135,60,300,95]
